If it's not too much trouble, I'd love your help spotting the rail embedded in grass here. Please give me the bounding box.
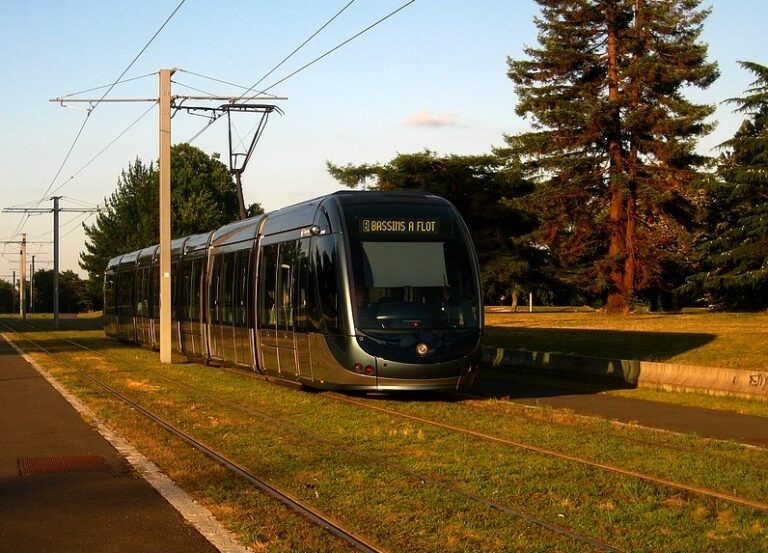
[4,319,768,552]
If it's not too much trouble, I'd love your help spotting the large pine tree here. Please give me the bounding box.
[686,62,768,310]
[504,0,718,311]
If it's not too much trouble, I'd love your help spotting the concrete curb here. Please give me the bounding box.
[482,347,768,401]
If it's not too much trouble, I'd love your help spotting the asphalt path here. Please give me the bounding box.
[0,335,221,553]
[471,376,768,447]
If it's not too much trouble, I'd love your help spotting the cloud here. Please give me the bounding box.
[404,108,459,128]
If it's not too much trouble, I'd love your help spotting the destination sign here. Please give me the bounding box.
[360,218,440,234]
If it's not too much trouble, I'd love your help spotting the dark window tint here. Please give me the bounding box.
[295,239,311,333]
[258,244,279,328]
[212,253,235,325]
[234,249,251,328]
[104,273,117,314]
[313,235,339,333]
[183,257,204,322]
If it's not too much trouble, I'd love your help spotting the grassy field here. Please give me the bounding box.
[3,318,768,552]
[8,309,768,370]
[485,308,768,371]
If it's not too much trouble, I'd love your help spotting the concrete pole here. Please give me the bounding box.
[19,234,26,320]
[159,69,174,364]
[30,256,35,313]
[53,196,60,328]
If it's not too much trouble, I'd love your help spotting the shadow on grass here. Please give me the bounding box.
[484,326,717,362]
[0,316,108,356]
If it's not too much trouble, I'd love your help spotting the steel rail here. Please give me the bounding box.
[0,322,385,553]
[6,322,624,552]
[11,321,768,546]
[149,374,625,553]
[40,324,768,513]
[320,392,768,513]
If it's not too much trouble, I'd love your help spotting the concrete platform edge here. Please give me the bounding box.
[3,333,252,553]
[482,346,768,401]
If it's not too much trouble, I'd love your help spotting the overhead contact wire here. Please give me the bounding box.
[34,0,189,210]
[262,0,418,94]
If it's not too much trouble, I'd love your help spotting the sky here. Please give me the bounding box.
[0,0,765,282]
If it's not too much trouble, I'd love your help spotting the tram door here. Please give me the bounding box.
[232,249,252,366]
[180,257,205,356]
[294,239,312,381]
[258,240,311,380]
[258,244,280,375]
[275,242,298,379]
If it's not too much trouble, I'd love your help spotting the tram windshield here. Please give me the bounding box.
[343,201,480,332]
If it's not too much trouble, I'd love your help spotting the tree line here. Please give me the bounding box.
[7,0,763,314]
[0,270,91,314]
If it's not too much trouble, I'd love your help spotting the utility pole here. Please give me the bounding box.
[4,197,99,327]
[53,196,59,326]
[159,68,173,363]
[50,73,285,362]
[20,234,26,319]
[1,238,48,317]
[30,255,35,313]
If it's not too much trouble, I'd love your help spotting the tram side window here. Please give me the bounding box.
[150,264,160,319]
[169,261,178,320]
[104,273,117,315]
[117,270,133,318]
[313,235,340,333]
[183,258,203,322]
[212,253,235,325]
[211,256,221,323]
[258,244,279,327]
[222,253,235,324]
[135,268,149,317]
[295,239,311,333]
[276,242,298,331]
[233,249,251,328]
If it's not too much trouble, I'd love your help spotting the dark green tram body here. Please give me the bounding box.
[104,191,483,392]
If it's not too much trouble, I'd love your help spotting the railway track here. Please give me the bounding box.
[0,321,383,553]
[5,320,768,551]
[3,320,624,553]
[320,391,768,513]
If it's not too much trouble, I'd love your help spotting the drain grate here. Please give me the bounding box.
[18,455,112,476]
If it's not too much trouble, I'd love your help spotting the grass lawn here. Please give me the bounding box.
[484,308,768,371]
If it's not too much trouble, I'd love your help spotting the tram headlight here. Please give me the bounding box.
[416,342,430,357]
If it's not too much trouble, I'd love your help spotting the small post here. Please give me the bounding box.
[529,292,533,313]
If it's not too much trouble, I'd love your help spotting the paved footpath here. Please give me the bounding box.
[0,334,238,553]
[474,377,768,447]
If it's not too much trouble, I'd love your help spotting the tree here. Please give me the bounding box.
[327,150,551,303]
[504,0,718,312]
[32,269,93,313]
[0,279,14,313]
[80,144,241,298]
[685,62,768,310]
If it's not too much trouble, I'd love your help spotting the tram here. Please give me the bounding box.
[104,191,483,391]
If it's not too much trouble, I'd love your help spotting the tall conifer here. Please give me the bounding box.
[504,0,718,311]
[686,62,768,309]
